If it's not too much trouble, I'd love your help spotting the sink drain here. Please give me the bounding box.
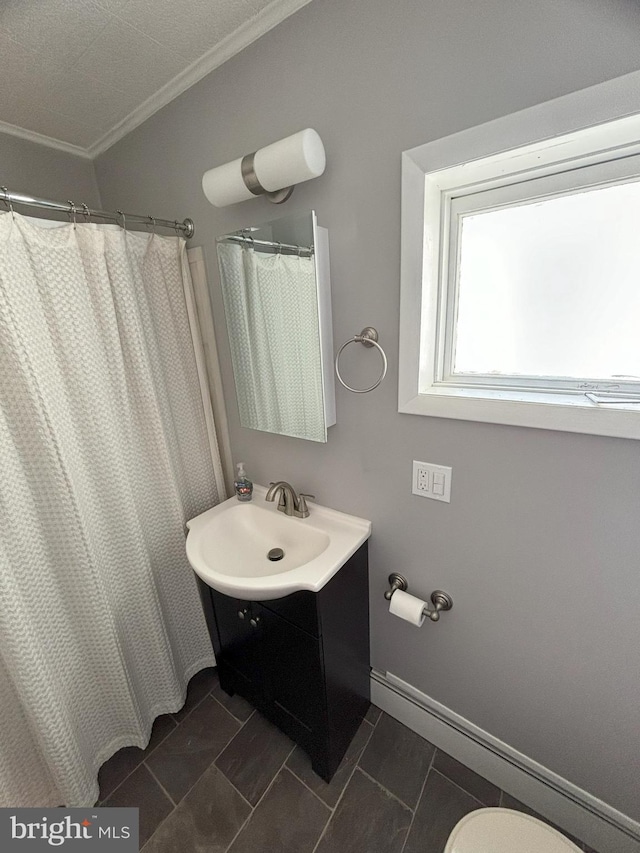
[267,547,284,562]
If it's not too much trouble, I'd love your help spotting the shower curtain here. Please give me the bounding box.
[0,212,223,807]
[217,242,326,442]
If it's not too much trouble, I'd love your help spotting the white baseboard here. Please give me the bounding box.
[371,670,640,853]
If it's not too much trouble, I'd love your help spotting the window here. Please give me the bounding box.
[398,71,640,439]
[447,169,640,396]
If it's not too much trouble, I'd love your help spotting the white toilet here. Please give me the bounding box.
[444,808,583,853]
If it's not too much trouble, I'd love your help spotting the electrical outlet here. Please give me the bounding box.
[412,460,452,503]
[417,466,430,492]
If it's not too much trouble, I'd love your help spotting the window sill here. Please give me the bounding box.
[399,387,640,440]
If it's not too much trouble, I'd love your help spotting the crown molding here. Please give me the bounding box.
[0,0,311,161]
[88,0,312,158]
[0,119,91,159]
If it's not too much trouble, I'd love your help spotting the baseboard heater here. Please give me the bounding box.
[371,669,640,853]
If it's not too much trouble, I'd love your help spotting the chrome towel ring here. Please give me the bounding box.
[335,327,388,393]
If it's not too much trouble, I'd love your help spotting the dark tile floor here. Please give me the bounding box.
[98,667,598,852]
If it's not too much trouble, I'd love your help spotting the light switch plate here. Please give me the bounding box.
[412,460,452,502]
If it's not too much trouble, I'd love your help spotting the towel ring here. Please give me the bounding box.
[335,327,388,393]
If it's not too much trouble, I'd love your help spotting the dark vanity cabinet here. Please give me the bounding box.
[197,542,370,782]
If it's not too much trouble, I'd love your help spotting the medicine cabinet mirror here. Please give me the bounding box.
[217,210,335,443]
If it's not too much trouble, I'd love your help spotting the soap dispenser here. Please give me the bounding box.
[234,462,253,502]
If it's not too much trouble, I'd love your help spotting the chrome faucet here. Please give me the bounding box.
[265,481,314,518]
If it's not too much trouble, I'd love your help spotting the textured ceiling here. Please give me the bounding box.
[0,0,310,157]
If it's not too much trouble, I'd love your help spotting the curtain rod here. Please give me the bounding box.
[0,186,194,238]
[218,233,314,256]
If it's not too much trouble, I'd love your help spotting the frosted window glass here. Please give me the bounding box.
[454,181,640,380]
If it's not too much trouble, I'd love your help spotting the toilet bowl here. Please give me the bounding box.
[444,808,582,853]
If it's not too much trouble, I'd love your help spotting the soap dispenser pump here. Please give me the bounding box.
[234,462,253,502]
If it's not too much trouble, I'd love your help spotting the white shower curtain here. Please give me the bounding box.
[0,213,223,807]
[217,243,326,442]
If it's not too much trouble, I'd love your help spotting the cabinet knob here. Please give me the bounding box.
[238,609,248,620]
[249,616,261,628]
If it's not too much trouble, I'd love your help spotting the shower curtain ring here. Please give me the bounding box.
[1,187,14,217]
[174,220,181,236]
[81,203,91,223]
[67,200,77,229]
[147,215,156,235]
[117,210,126,231]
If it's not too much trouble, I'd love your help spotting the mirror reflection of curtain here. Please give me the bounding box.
[218,243,325,442]
[0,213,222,807]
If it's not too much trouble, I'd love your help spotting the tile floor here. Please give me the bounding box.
[98,667,598,853]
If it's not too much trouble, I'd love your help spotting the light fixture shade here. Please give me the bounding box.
[202,128,326,207]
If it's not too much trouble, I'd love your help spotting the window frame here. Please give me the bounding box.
[398,70,640,439]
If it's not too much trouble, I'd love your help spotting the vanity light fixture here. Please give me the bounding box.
[202,128,326,207]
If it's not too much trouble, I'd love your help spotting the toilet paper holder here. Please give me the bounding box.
[384,573,453,622]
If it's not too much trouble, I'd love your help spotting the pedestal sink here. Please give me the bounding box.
[186,484,372,600]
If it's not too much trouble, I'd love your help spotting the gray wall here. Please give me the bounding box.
[95,0,640,822]
[0,131,101,212]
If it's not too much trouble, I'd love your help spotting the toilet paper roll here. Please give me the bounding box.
[389,589,427,627]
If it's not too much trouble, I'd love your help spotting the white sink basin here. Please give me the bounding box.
[186,484,371,600]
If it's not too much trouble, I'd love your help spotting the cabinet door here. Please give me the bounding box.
[255,604,326,734]
[211,592,261,692]
[260,591,320,637]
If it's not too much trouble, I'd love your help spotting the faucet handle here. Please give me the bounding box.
[296,493,315,518]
